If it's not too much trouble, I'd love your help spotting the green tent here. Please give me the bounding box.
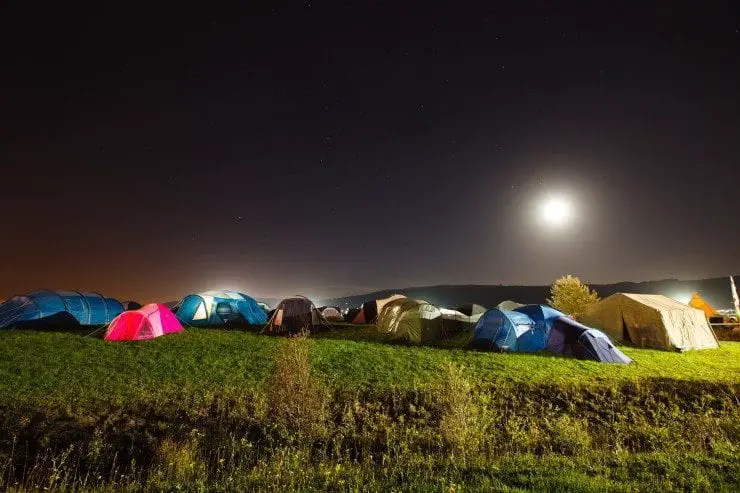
[496,300,525,311]
[376,298,443,344]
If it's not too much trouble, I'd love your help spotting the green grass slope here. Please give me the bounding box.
[0,327,738,409]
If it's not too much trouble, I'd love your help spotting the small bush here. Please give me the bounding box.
[151,433,206,487]
[503,416,543,453]
[547,275,600,319]
[432,364,489,456]
[548,415,592,455]
[265,336,328,443]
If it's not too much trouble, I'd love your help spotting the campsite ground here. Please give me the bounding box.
[0,326,738,491]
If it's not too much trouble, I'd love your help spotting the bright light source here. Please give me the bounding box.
[670,293,692,304]
[540,195,572,226]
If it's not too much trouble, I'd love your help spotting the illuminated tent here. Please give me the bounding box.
[473,308,546,352]
[319,306,343,322]
[688,292,719,318]
[0,290,124,329]
[546,317,632,364]
[176,291,268,326]
[376,298,443,344]
[581,293,719,351]
[351,294,406,324]
[105,303,183,341]
[266,296,327,334]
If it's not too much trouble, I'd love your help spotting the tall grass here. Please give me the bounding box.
[265,336,329,442]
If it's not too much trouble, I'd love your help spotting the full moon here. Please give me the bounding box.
[540,195,573,226]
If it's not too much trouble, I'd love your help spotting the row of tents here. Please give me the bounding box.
[0,289,720,354]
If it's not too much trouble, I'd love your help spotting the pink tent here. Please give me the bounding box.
[105,303,183,341]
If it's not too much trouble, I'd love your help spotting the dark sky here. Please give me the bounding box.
[1,1,739,302]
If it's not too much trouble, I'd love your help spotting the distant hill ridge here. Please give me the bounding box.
[309,276,740,311]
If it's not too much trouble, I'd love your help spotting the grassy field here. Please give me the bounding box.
[0,325,738,408]
[0,325,738,491]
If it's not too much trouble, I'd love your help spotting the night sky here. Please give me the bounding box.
[2,2,739,302]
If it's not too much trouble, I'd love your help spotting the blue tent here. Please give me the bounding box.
[176,290,268,326]
[473,308,548,352]
[514,304,565,332]
[547,316,632,364]
[0,290,124,328]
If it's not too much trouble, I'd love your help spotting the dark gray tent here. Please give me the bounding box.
[266,296,327,335]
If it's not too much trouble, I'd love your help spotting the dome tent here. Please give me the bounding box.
[444,303,487,333]
[344,307,362,323]
[472,308,546,352]
[319,306,343,322]
[496,300,525,311]
[257,301,272,313]
[454,303,487,317]
[266,296,327,335]
[351,294,406,324]
[688,292,719,318]
[377,298,443,344]
[514,304,566,333]
[547,317,632,364]
[0,290,124,329]
[176,291,268,327]
[105,304,183,341]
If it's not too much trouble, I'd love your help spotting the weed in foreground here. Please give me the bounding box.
[265,336,329,443]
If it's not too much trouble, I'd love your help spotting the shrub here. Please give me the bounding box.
[548,415,592,455]
[547,275,600,319]
[432,364,490,456]
[265,336,328,443]
[151,433,206,488]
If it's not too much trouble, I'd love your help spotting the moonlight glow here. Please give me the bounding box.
[540,196,573,226]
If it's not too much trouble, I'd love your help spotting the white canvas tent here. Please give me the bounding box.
[581,293,719,351]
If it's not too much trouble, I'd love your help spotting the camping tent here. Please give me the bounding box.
[514,304,566,332]
[319,306,343,322]
[473,308,547,352]
[581,293,719,351]
[266,296,326,334]
[122,301,143,311]
[0,290,124,329]
[257,301,271,313]
[351,294,406,324]
[176,291,267,326]
[442,305,484,333]
[377,298,443,344]
[455,303,487,317]
[497,300,525,311]
[546,316,632,363]
[344,307,361,323]
[105,303,183,341]
[688,292,719,318]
